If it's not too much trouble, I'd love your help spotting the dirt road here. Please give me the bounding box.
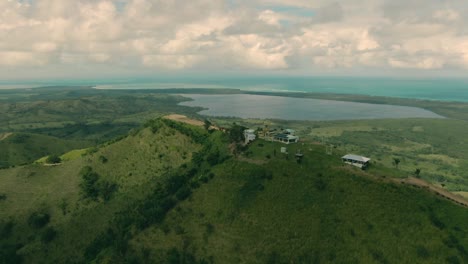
[395,177,468,208]
[0,132,12,141]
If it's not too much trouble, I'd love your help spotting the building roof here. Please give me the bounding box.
[275,134,298,140]
[244,129,255,134]
[342,154,370,163]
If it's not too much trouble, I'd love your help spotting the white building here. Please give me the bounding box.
[244,129,256,144]
[342,154,371,169]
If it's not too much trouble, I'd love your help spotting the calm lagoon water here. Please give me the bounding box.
[180,94,444,121]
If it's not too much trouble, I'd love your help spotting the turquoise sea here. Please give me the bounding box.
[2,77,468,102]
[99,77,468,102]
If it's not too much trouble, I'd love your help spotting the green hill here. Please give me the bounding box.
[0,133,90,168]
[0,120,467,264]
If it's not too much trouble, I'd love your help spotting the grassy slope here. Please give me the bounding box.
[131,140,468,264]
[0,133,90,168]
[0,122,201,263]
[0,121,467,264]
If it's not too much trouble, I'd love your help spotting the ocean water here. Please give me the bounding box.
[3,77,468,102]
[179,94,444,121]
[218,77,468,102]
[92,77,468,102]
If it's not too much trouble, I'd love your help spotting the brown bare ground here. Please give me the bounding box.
[0,132,12,141]
[163,114,218,130]
[455,192,468,199]
[163,114,204,127]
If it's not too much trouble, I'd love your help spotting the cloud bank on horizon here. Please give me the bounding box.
[1,0,468,78]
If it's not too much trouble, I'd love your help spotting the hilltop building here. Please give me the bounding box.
[257,124,300,144]
[273,128,299,144]
[244,129,256,144]
[342,154,371,169]
[273,133,299,144]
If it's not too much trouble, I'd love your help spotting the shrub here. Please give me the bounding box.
[28,212,50,229]
[59,199,68,215]
[46,155,61,164]
[205,223,215,235]
[80,166,100,199]
[175,186,192,201]
[429,212,445,230]
[1,221,14,238]
[0,194,6,201]
[416,246,430,259]
[41,227,57,243]
[315,178,327,191]
[99,155,108,164]
[99,181,118,201]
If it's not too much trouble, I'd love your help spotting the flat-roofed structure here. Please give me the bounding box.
[342,154,371,169]
[274,133,299,144]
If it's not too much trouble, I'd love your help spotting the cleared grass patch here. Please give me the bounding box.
[60,149,89,161]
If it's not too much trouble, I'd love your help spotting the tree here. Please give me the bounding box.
[393,158,400,169]
[80,166,100,199]
[203,119,212,131]
[414,168,421,178]
[99,181,118,201]
[46,155,61,164]
[228,123,246,143]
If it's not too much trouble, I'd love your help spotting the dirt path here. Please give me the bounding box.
[337,166,468,208]
[394,177,468,208]
[164,114,219,130]
[164,114,204,126]
[0,132,12,141]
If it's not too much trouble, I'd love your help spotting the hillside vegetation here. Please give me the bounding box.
[0,119,467,264]
[0,133,89,168]
[212,117,468,193]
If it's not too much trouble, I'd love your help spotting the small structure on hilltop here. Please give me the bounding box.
[342,154,371,169]
[258,123,276,141]
[273,129,299,144]
[258,125,299,144]
[295,149,304,162]
[274,133,299,144]
[244,129,256,144]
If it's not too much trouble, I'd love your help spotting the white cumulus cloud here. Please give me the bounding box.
[1,0,468,78]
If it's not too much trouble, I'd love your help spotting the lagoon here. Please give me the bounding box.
[179,94,444,121]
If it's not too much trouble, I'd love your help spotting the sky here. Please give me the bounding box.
[1,0,468,80]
